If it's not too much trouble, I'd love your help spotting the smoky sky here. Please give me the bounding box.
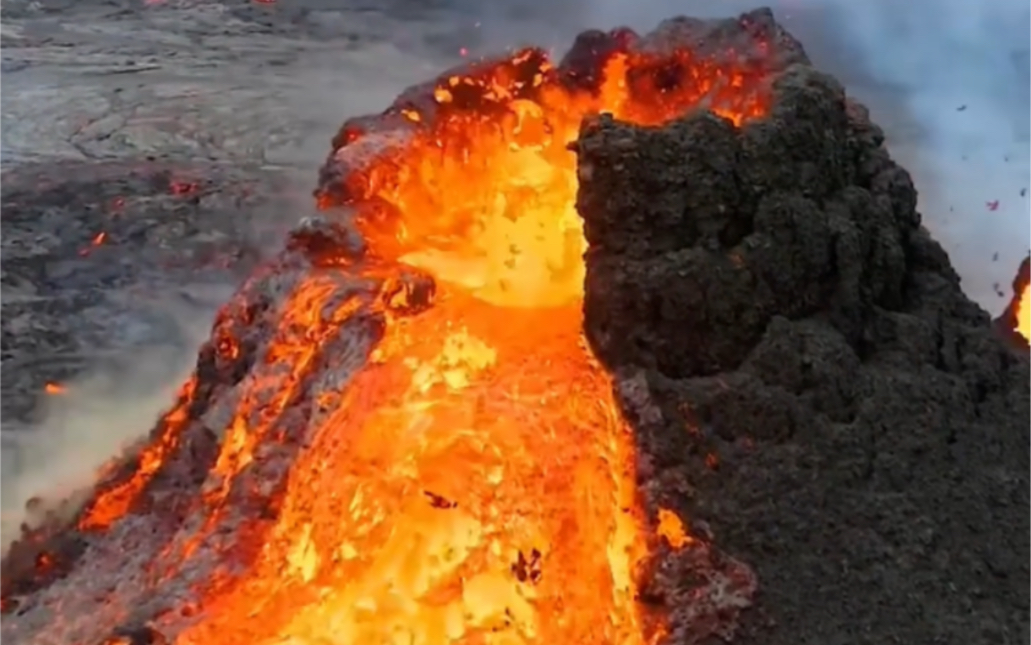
[451,0,1031,313]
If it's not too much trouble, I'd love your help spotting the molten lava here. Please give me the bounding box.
[11,31,777,645]
[999,256,1031,345]
[175,301,654,644]
[1017,282,1030,342]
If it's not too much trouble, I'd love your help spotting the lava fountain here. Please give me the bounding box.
[1,11,800,645]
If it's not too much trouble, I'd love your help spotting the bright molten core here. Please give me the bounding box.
[1017,283,1030,342]
[338,48,770,308]
[104,44,770,645]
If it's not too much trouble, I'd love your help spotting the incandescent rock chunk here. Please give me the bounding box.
[576,64,1030,643]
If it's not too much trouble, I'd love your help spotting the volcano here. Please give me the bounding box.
[2,8,1028,645]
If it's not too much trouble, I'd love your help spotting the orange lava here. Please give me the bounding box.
[79,377,198,530]
[656,509,694,550]
[176,299,656,644]
[1017,283,1030,342]
[97,45,768,645]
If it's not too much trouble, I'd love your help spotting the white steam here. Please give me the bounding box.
[823,0,1030,311]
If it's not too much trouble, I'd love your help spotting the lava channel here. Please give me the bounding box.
[1,12,795,645]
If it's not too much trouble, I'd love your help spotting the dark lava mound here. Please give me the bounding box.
[575,52,1030,644]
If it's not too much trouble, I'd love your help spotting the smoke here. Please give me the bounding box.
[464,0,1031,314]
[0,296,222,552]
[815,0,1030,313]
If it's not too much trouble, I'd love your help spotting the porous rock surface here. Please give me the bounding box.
[576,65,1030,644]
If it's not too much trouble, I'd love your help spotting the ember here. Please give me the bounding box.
[43,383,66,395]
[3,10,802,645]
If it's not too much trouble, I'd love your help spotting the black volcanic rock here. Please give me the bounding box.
[575,64,1030,643]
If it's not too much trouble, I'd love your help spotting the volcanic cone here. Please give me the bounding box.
[3,8,1027,645]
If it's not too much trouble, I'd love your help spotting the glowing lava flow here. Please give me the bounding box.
[174,297,653,644]
[1016,283,1030,342]
[1001,257,1030,344]
[171,46,769,645]
[46,41,772,645]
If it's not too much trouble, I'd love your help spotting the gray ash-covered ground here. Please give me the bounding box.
[576,46,1030,643]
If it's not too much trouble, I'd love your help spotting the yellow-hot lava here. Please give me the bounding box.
[77,44,771,645]
[1016,282,1030,342]
[1003,257,1030,343]
[175,300,654,644]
